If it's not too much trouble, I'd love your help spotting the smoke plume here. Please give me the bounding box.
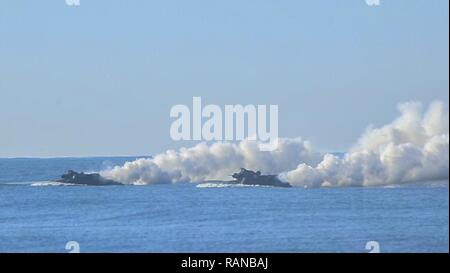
[102,138,321,184]
[102,101,449,187]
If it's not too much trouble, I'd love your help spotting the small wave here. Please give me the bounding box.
[0,181,32,186]
[381,184,401,189]
[130,181,148,186]
[30,181,83,187]
[196,182,264,188]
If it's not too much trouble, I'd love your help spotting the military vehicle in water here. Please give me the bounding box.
[56,168,290,187]
[229,168,292,187]
[56,170,123,186]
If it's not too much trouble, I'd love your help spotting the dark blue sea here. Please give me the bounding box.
[0,157,448,253]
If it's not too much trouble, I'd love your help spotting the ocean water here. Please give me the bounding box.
[0,157,448,253]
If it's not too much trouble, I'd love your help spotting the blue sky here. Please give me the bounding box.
[0,0,448,157]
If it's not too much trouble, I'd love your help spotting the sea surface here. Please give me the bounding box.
[0,157,448,253]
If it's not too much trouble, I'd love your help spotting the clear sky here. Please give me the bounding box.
[0,0,448,157]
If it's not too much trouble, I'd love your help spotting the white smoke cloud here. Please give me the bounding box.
[283,101,449,187]
[102,101,449,187]
[102,138,321,184]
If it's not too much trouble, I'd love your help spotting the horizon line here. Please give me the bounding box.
[0,155,152,159]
